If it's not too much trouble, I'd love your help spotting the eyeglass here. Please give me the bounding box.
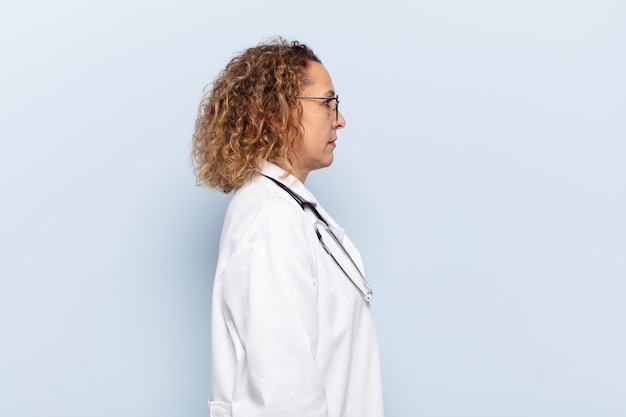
[295,95,340,121]
[262,175,373,301]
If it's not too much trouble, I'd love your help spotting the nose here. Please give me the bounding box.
[334,110,346,129]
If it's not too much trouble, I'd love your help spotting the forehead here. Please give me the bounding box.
[302,61,334,93]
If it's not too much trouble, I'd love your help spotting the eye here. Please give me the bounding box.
[322,98,333,108]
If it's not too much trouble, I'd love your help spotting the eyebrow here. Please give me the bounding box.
[308,90,336,98]
[298,90,336,99]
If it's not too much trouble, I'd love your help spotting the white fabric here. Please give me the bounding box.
[209,162,384,417]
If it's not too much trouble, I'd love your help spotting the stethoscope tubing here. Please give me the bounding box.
[314,221,373,301]
[261,174,373,301]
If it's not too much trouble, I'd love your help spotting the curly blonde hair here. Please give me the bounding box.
[191,38,321,192]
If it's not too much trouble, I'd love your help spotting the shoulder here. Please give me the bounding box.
[221,175,312,253]
[228,175,301,223]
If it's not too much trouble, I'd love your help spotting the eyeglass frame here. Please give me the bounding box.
[295,95,340,121]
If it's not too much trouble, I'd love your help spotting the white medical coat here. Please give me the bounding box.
[209,162,384,417]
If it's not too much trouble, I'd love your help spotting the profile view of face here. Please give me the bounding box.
[291,61,346,182]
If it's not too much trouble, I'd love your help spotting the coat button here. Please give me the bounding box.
[211,406,225,417]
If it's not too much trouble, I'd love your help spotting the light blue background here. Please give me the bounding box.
[1,0,625,416]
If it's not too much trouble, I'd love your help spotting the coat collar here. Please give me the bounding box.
[258,161,345,240]
[259,161,319,206]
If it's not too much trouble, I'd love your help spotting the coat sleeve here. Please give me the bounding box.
[219,238,328,417]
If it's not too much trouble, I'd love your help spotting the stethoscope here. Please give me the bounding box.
[262,175,373,302]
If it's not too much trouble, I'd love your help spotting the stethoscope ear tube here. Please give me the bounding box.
[314,221,373,301]
[314,220,373,301]
[262,174,373,302]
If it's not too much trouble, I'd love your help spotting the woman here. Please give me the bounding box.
[192,38,384,417]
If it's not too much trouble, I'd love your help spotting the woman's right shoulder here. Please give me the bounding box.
[218,175,316,270]
[229,175,292,212]
[223,175,304,241]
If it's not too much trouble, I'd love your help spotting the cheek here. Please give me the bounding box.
[300,113,332,146]
[303,111,329,129]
